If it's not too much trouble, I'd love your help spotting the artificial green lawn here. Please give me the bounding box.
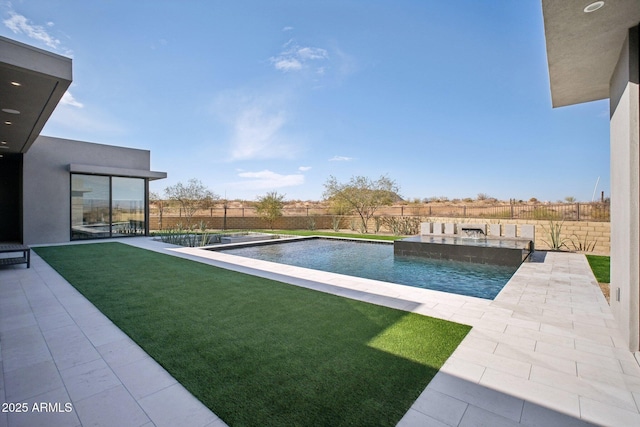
[586,254,610,283]
[35,243,470,427]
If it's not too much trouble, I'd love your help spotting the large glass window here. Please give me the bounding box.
[112,177,145,237]
[71,174,146,240]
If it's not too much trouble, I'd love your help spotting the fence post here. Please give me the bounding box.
[576,203,580,220]
[429,206,432,216]
[463,206,466,217]
[510,204,514,218]
[401,206,404,217]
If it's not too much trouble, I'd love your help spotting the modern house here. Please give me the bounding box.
[541,0,639,357]
[0,36,166,246]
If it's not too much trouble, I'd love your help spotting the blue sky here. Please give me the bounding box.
[1,0,610,202]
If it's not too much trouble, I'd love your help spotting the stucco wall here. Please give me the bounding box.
[22,136,152,245]
[609,26,640,352]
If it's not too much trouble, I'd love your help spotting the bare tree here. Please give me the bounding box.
[164,178,219,227]
[149,191,165,230]
[255,191,286,230]
[323,175,400,233]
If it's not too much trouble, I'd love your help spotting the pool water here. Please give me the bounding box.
[217,238,517,299]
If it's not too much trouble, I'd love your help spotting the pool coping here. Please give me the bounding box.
[204,235,509,300]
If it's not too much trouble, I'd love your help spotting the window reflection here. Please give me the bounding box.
[112,177,145,236]
[71,174,146,240]
[71,174,110,239]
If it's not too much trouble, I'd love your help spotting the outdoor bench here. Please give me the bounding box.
[0,243,31,268]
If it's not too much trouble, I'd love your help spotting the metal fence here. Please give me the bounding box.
[150,202,610,222]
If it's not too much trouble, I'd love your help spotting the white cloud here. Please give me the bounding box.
[270,40,328,73]
[213,91,300,161]
[234,169,304,190]
[4,11,58,49]
[273,57,302,72]
[60,91,84,108]
[2,8,72,56]
[298,166,312,171]
[297,47,328,60]
[329,156,354,162]
[282,26,294,32]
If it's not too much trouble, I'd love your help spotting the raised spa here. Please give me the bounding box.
[394,222,534,267]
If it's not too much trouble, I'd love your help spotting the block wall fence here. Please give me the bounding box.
[149,215,611,255]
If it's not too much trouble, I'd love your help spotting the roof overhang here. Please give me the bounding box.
[0,36,72,154]
[69,163,168,181]
[542,0,640,107]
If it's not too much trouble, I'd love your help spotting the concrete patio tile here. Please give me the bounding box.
[0,295,30,318]
[479,369,581,418]
[504,324,575,349]
[79,320,129,348]
[0,312,38,334]
[59,359,122,402]
[29,299,67,319]
[494,343,577,376]
[429,372,525,422]
[621,359,640,377]
[5,387,79,427]
[576,362,640,391]
[96,337,150,368]
[475,329,537,352]
[439,357,485,383]
[453,346,531,379]
[520,401,597,426]
[458,332,499,354]
[458,405,522,427]
[409,388,468,426]
[73,385,150,427]
[42,324,102,371]
[535,341,624,372]
[396,408,451,427]
[579,395,640,427]
[3,360,63,401]
[529,365,638,412]
[138,382,223,427]
[469,317,508,333]
[0,363,5,427]
[111,356,177,400]
[0,326,51,372]
[35,311,76,332]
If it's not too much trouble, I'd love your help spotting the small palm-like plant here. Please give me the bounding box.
[541,220,568,250]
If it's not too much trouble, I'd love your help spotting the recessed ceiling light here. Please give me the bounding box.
[4,121,12,125]
[584,1,605,13]
[0,145,9,149]
[1,108,20,114]
[10,81,21,86]
[1,141,6,144]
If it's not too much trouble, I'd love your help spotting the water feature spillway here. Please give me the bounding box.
[394,234,533,267]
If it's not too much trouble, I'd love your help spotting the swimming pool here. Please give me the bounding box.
[215,238,517,299]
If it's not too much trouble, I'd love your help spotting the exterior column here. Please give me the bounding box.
[609,25,640,354]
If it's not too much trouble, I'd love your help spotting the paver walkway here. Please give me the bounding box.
[0,243,226,427]
[2,237,640,426]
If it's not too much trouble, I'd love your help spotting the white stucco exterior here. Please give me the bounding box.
[609,27,640,353]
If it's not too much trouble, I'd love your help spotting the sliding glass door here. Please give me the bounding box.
[71,174,146,240]
[111,177,145,236]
